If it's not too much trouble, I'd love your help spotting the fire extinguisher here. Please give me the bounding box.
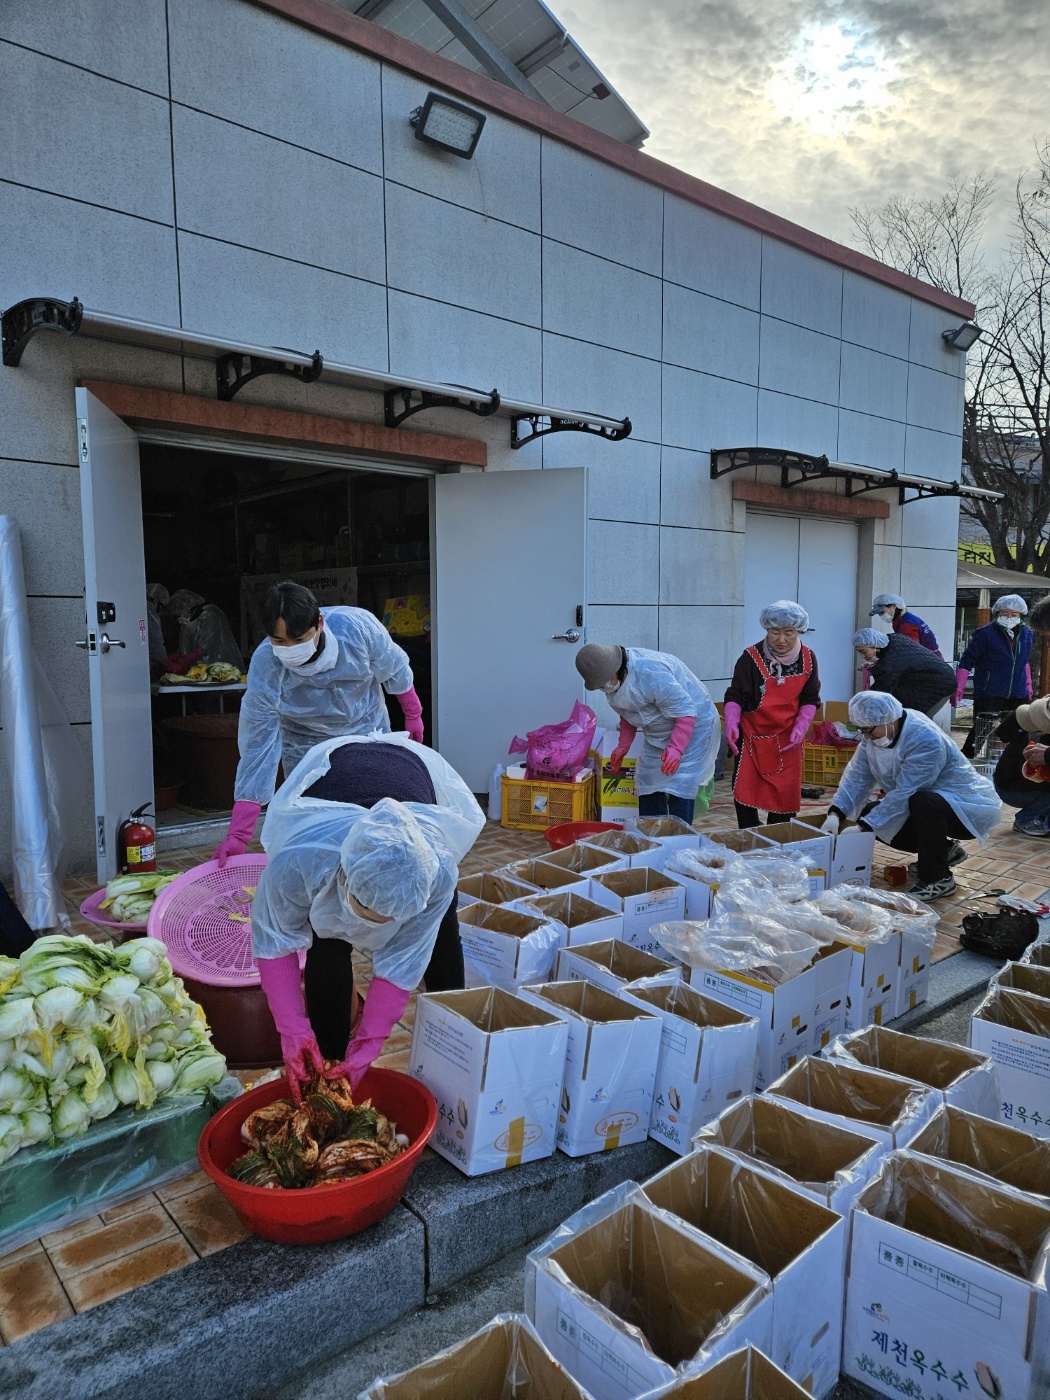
[118,805,157,874]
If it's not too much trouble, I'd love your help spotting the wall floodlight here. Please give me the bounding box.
[410,93,486,159]
[942,321,984,351]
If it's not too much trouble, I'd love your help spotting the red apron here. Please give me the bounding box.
[733,644,813,813]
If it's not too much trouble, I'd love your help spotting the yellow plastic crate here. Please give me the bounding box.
[801,743,852,785]
[501,770,596,831]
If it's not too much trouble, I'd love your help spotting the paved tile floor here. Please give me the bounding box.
[2,772,1046,1347]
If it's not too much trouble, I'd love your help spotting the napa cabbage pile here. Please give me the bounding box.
[0,935,226,1165]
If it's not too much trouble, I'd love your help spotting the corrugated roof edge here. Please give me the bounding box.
[250,0,975,319]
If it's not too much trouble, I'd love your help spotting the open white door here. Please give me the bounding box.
[433,468,586,792]
[75,388,153,881]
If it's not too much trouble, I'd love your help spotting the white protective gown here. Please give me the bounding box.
[251,733,485,990]
[234,607,413,806]
[607,648,721,798]
[832,708,1002,842]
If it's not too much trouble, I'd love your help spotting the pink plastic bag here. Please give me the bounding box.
[509,700,598,782]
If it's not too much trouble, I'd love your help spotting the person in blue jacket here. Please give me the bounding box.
[955,594,1033,758]
[870,594,941,654]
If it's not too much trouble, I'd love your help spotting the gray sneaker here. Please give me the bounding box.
[1014,817,1050,838]
[907,875,957,902]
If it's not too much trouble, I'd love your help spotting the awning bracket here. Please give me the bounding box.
[511,412,633,449]
[383,385,500,428]
[710,445,1002,505]
[216,349,324,401]
[2,296,83,367]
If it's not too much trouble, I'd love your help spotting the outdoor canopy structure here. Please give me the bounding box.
[711,446,1003,506]
[0,296,633,451]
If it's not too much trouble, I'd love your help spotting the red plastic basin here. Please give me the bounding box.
[198,1068,437,1244]
[544,820,621,850]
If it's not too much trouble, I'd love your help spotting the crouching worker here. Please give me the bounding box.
[993,695,1050,838]
[251,733,484,1099]
[822,691,1001,902]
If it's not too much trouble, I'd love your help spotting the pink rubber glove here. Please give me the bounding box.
[213,800,261,869]
[1026,663,1033,701]
[395,686,424,742]
[723,701,742,756]
[785,704,817,750]
[324,976,410,1091]
[608,717,637,773]
[954,668,969,707]
[256,953,324,1104]
[661,715,696,776]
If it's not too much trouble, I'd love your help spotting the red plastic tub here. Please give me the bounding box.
[543,820,621,851]
[198,1068,437,1244]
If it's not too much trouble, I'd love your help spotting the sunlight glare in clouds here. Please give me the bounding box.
[766,20,899,135]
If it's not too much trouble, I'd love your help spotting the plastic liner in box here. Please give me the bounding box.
[824,1024,1000,1117]
[0,1075,241,1258]
[909,1104,1050,1201]
[358,1312,597,1399]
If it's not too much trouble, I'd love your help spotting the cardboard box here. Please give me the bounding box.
[581,829,663,870]
[642,1145,846,1398]
[766,1056,937,1149]
[753,822,832,895]
[843,1153,1050,1400]
[659,852,714,920]
[516,980,662,1156]
[895,921,936,1016]
[619,980,760,1154]
[528,1192,774,1398]
[458,901,566,989]
[410,987,568,1176]
[693,1094,885,1214]
[358,1312,596,1399]
[908,1103,1050,1201]
[514,890,626,948]
[588,868,688,956]
[457,871,537,909]
[971,986,1050,1139]
[792,814,875,888]
[697,943,852,1090]
[556,939,681,995]
[497,857,594,897]
[597,729,644,824]
[994,960,1050,1001]
[839,931,900,1032]
[641,1346,814,1398]
[825,1025,1001,1119]
[1021,941,1050,967]
[632,816,702,861]
[704,829,775,855]
[541,843,628,880]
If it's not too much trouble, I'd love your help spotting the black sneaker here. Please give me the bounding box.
[909,843,967,877]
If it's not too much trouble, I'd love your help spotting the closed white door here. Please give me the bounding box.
[433,468,586,792]
[744,512,858,702]
[75,388,154,881]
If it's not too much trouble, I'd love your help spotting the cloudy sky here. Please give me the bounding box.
[560,0,1047,253]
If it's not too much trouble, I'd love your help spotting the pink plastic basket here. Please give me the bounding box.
[147,855,270,988]
[79,888,148,933]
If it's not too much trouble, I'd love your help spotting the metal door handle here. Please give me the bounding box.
[551,628,581,643]
[74,639,89,649]
[99,633,126,653]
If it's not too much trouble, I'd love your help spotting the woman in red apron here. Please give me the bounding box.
[724,601,821,827]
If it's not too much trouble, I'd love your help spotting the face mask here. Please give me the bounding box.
[601,679,621,695]
[998,616,1020,630]
[872,735,894,748]
[272,632,319,667]
[872,615,892,634]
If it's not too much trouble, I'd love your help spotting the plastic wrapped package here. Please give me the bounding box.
[641,1145,846,1398]
[358,1311,598,1399]
[733,851,812,902]
[0,1075,240,1258]
[761,901,849,947]
[766,1057,935,1146]
[853,1149,1050,1284]
[178,602,245,670]
[652,915,820,985]
[693,1095,884,1214]
[457,901,566,989]
[665,845,733,887]
[909,1103,1050,1201]
[525,1181,774,1394]
[811,890,895,945]
[824,1025,1000,1118]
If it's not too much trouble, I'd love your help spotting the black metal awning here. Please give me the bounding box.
[711,445,1002,504]
[1,296,631,451]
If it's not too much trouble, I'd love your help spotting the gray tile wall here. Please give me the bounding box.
[0,0,967,870]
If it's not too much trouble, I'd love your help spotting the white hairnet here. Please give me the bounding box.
[759,600,809,632]
[339,798,440,920]
[992,594,1028,615]
[852,628,889,649]
[848,690,904,726]
[871,593,905,614]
